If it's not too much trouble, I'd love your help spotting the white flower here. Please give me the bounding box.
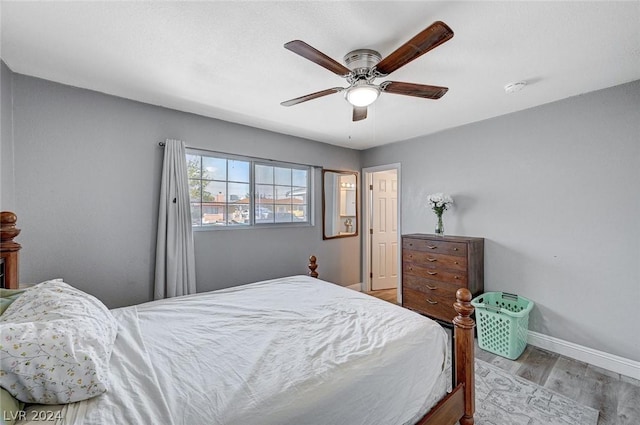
[427,193,454,214]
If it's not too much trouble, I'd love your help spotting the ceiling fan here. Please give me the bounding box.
[281,21,454,122]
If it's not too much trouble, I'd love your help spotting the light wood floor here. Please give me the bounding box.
[366,289,640,425]
[366,288,398,304]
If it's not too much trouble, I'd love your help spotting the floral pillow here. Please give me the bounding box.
[0,279,118,404]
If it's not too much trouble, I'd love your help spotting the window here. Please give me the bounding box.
[187,150,311,228]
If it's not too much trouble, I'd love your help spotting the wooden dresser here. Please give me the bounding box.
[402,234,484,323]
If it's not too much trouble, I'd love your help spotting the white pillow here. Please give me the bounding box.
[0,279,118,404]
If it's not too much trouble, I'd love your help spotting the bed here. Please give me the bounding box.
[0,212,475,425]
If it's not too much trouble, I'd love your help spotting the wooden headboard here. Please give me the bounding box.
[0,211,21,289]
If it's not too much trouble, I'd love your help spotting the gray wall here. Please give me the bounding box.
[6,68,361,308]
[1,60,14,210]
[361,80,640,362]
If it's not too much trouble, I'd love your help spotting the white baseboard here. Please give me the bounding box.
[527,330,640,380]
[346,283,362,292]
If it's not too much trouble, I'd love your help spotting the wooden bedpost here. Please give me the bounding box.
[453,288,475,425]
[1,211,22,289]
[308,255,318,278]
[410,288,477,425]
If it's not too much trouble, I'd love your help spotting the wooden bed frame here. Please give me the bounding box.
[1,211,474,425]
[308,255,475,425]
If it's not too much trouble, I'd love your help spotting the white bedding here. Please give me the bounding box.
[45,276,448,425]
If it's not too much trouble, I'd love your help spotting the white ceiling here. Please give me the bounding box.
[2,1,639,150]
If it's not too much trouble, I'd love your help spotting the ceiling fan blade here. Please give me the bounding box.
[375,21,454,76]
[284,40,351,77]
[281,87,344,107]
[353,106,367,122]
[380,81,448,99]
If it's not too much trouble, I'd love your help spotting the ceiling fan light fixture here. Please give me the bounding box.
[345,84,380,107]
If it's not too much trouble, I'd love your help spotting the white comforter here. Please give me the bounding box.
[59,276,448,425]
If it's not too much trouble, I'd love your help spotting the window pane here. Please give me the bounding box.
[228,182,249,203]
[228,160,250,183]
[292,168,307,186]
[255,164,273,184]
[201,200,226,226]
[275,185,292,202]
[228,204,250,225]
[291,186,307,201]
[255,184,274,201]
[202,156,226,180]
[189,180,202,203]
[186,154,201,179]
[227,204,249,225]
[203,181,226,203]
[274,167,291,186]
[191,203,202,226]
[293,205,307,221]
[274,205,294,223]
[255,205,273,223]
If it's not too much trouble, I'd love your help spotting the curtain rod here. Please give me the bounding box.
[158,141,324,169]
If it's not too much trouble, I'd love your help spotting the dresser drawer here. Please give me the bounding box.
[403,274,463,295]
[402,238,467,257]
[403,287,457,321]
[403,261,468,285]
[403,250,467,272]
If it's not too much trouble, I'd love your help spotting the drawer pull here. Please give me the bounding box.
[426,284,438,290]
[454,275,460,279]
[427,271,438,275]
[427,245,437,249]
[427,257,437,262]
[453,248,459,251]
[426,298,438,305]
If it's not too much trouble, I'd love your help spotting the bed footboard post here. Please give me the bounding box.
[1,211,21,289]
[308,255,318,278]
[453,288,475,425]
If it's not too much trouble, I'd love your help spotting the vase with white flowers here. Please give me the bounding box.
[427,193,454,236]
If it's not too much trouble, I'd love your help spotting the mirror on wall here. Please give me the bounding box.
[322,169,358,239]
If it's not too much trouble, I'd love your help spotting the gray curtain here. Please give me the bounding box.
[154,139,196,299]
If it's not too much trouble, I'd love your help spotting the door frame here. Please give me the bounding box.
[361,163,402,302]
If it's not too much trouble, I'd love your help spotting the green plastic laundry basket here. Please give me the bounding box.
[471,292,534,360]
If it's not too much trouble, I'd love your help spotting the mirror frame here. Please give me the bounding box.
[322,169,359,240]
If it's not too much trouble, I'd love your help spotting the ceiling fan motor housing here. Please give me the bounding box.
[343,49,382,77]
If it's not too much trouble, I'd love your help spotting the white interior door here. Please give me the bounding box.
[371,170,398,290]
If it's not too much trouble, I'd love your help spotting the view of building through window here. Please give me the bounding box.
[187,151,310,227]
